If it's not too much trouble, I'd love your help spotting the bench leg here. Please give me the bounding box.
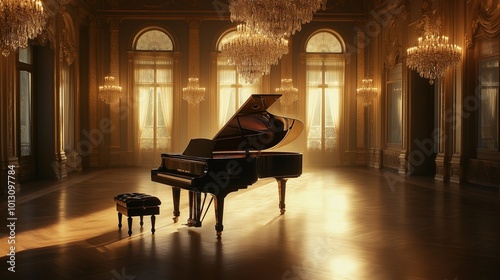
[151,215,156,234]
[117,212,122,229]
[140,216,144,227]
[127,216,133,236]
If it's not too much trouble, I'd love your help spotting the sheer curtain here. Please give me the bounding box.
[136,60,153,142]
[306,58,323,150]
[157,59,173,150]
[324,57,344,151]
[217,55,259,129]
[218,56,236,128]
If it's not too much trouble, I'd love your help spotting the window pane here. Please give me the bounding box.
[306,31,342,53]
[136,30,173,51]
[19,47,32,64]
[20,71,32,156]
[388,81,402,144]
[136,56,173,158]
[478,57,499,150]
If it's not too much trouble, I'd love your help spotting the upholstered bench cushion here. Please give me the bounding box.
[114,193,161,208]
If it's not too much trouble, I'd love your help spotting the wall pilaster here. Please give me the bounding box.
[53,10,67,179]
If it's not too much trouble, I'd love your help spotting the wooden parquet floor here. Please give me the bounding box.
[1,166,500,280]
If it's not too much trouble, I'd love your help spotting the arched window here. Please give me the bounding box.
[305,30,345,166]
[216,30,262,128]
[135,30,173,51]
[132,29,175,165]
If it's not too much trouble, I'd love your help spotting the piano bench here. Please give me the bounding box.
[113,193,161,236]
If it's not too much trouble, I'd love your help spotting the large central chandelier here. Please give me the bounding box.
[182,78,205,105]
[406,8,462,85]
[220,24,288,84]
[230,0,327,38]
[356,78,378,107]
[0,0,47,57]
[98,74,122,105]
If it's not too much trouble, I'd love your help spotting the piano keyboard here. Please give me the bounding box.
[156,173,192,184]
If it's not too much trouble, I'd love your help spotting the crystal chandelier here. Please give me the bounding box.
[406,9,462,85]
[229,0,327,38]
[98,74,122,105]
[0,0,47,57]
[182,78,205,105]
[276,79,298,107]
[220,24,288,84]
[356,78,377,107]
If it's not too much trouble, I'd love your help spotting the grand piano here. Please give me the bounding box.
[151,94,303,237]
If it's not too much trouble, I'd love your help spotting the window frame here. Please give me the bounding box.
[386,63,403,148]
[475,37,500,160]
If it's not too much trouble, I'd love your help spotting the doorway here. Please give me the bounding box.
[18,47,36,182]
[409,72,437,176]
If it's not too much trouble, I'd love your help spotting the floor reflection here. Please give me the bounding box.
[0,167,499,279]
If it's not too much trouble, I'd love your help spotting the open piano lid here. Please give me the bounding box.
[212,94,304,151]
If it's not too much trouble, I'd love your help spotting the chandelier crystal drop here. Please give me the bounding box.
[0,0,47,57]
[98,75,122,105]
[356,78,378,107]
[220,24,288,84]
[182,78,206,105]
[229,0,327,38]
[276,79,299,107]
[406,10,462,85]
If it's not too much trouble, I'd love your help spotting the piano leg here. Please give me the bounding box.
[172,187,180,223]
[276,178,288,214]
[211,189,240,238]
[212,193,226,238]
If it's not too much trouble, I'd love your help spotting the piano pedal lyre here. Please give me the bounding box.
[184,192,213,228]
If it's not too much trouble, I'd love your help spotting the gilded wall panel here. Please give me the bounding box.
[466,159,500,187]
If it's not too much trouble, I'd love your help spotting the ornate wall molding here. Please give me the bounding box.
[383,149,400,170]
[466,159,500,187]
[384,16,403,70]
[62,12,77,65]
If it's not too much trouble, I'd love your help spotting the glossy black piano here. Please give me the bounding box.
[151,94,303,237]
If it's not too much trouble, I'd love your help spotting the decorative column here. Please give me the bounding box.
[109,19,121,161]
[448,0,466,184]
[184,19,204,140]
[355,27,368,165]
[53,10,67,179]
[369,99,380,168]
[276,36,298,115]
[88,18,99,167]
[399,12,411,176]
[434,0,464,183]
